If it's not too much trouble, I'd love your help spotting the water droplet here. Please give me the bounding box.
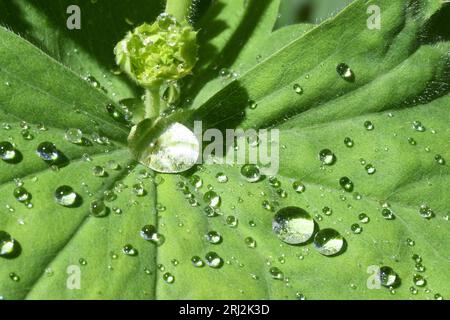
[408,137,417,146]
[364,121,374,131]
[132,183,146,196]
[379,266,398,287]
[344,137,354,148]
[419,204,434,219]
[435,154,446,165]
[240,164,262,183]
[268,176,281,188]
[248,100,258,110]
[412,121,426,132]
[339,177,354,192]
[318,149,336,165]
[191,256,204,267]
[205,231,222,244]
[293,84,304,94]
[292,181,306,193]
[9,272,20,282]
[351,223,362,234]
[54,186,77,207]
[13,187,30,203]
[0,141,16,160]
[163,272,175,284]
[64,128,83,144]
[269,267,284,280]
[203,191,221,208]
[216,172,228,183]
[273,206,315,244]
[322,206,332,216]
[140,225,165,246]
[139,123,199,174]
[245,237,257,248]
[205,252,223,268]
[36,142,58,161]
[122,244,137,256]
[358,213,370,223]
[313,228,344,256]
[89,199,107,217]
[0,231,18,257]
[381,208,395,220]
[226,216,238,228]
[189,175,203,188]
[336,63,354,81]
[365,164,376,175]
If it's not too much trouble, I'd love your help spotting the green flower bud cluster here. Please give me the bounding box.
[114,13,198,87]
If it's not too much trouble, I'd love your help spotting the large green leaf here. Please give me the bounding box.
[0,0,449,300]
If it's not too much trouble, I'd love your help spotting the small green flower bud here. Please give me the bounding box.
[114,13,198,87]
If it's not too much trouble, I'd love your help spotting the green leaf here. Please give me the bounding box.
[1,0,449,300]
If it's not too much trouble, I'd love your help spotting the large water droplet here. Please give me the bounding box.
[205,252,223,268]
[54,186,78,207]
[36,142,59,161]
[203,191,221,208]
[89,199,107,217]
[205,231,222,244]
[240,164,262,183]
[336,63,355,81]
[64,129,83,144]
[0,142,16,161]
[273,206,315,244]
[339,177,354,192]
[13,187,30,203]
[138,123,199,173]
[318,149,336,165]
[140,225,165,246]
[0,231,19,258]
[313,228,344,256]
[379,266,399,287]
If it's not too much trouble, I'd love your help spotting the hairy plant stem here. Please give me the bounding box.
[165,0,193,22]
[145,85,161,119]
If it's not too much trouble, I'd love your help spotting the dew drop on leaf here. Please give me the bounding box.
[13,186,30,203]
[163,272,175,284]
[339,177,354,192]
[364,121,374,131]
[205,231,222,244]
[36,142,59,161]
[203,191,221,208]
[336,63,354,81]
[226,215,238,228]
[0,141,16,161]
[292,181,306,193]
[344,137,354,148]
[64,128,83,144]
[379,266,399,287]
[269,267,284,280]
[122,244,137,256]
[412,120,426,132]
[138,123,199,174]
[313,228,344,256]
[293,84,303,95]
[54,185,77,207]
[191,256,204,267]
[272,206,315,244]
[0,231,18,257]
[89,199,107,217]
[240,164,262,183]
[318,149,336,165]
[205,252,223,268]
[140,225,165,246]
